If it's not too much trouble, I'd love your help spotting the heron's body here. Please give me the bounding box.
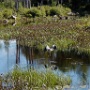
[44,45,57,52]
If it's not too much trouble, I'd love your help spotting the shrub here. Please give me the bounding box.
[4,1,13,8]
[44,5,71,16]
[60,6,71,16]
[50,7,60,16]
[3,9,12,18]
[44,6,51,16]
[27,8,42,18]
[51,1,57,6]
[19,8,30,15]
[23,5,71,17]
[38,6,46,17]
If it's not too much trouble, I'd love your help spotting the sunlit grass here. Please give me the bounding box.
[0,17,90,58]
[0,68,71,89]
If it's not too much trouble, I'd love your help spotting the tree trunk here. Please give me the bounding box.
[15,0,19,11]
[41,0,43,5]
[0,0,4,3]
[28,0,31,8]
[16,40,20,64]
[61,0,63,5]
[56,0,59,5]
[26,0,28,8]
[23,0,25,7]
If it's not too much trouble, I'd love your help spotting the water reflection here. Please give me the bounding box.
[0,40,90,89]
[0,40,16,73]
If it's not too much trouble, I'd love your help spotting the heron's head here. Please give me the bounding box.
[52,45,56,50]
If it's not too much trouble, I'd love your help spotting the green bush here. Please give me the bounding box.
[27,8,42,18]
[38,6,46,17]
[23,5,71,17]
[44,5,71,16]
[44,6,51,16]
[50,7,60,16]
[4,1,13,8]
[60,6,71,15]
[51,1,57,6]
[19,8,30,15]
[3,9,12,18]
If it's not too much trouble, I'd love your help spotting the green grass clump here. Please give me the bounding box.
[50,7,60,16]
[0,68,71,89]
[38,6,46,17]
[2,9,13,18]
[26,8,42,18]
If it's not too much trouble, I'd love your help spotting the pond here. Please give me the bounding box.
[0,39,90,89]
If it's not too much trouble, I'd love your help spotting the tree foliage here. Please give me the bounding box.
[0,0,90,14]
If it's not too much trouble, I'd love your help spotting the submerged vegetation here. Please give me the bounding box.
[0,68,71,90]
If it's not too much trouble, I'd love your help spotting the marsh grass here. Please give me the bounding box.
[0,17,90,59]
[0,68,71,90]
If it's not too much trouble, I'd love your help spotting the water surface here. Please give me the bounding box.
[0,40,90,89]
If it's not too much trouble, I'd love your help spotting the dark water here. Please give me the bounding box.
[0,40,90,89]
